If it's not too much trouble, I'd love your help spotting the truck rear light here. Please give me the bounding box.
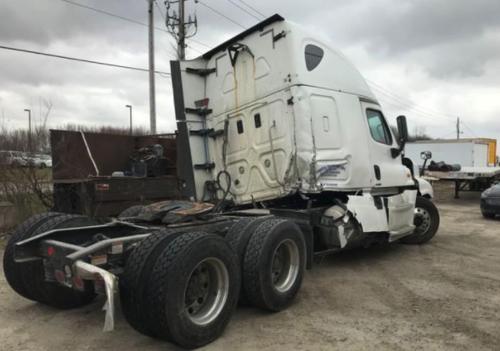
[54,270,65,283]
[47,246,55,257]
[72,276,84,290]
[95,183,110,191]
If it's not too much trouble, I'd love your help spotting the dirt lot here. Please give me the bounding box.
[0,191,499,351]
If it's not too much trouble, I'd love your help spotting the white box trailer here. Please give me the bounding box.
[406,139,500,198]
[405,138,497,168]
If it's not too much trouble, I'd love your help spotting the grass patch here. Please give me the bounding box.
[0,167,52,183]
[1,166,52,229]
[0,235,7,250]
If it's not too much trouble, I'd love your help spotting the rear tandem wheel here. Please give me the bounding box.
[121,231,241,349]
[3,213,98,309]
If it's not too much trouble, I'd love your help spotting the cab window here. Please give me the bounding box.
[366,109,392,145]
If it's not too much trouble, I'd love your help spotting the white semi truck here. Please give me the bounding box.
[3,15,439,349]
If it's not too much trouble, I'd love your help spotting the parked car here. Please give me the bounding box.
[0,150,11,165]
[0,150,28,167]
[30,154,52,168]
[0,151,52,168]
[481,183,500,218]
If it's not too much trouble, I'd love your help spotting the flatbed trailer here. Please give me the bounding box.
[425,167,500,198]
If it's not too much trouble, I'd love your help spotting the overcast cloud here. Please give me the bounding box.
[1,0,500,145]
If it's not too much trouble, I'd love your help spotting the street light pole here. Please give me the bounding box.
[147,0,157,134]
[24,109,31,152]
[126,105,133,135]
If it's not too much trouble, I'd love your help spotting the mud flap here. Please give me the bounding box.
[74,261,118,332]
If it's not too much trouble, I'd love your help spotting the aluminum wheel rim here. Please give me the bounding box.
[271,239,300,293]
[414,207,431,235]
[184,257,229,326]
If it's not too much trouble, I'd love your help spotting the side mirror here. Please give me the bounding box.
[391,115,408,158]
[420,151,432,160]
[419,151,432,177]
[396,115,409,144]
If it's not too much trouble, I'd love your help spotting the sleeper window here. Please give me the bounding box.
[304,44,324,71]
[236,120,244,134]
[366,109,392,145]
[254,113,262,128]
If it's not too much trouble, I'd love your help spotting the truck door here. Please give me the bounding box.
[360,101,410,188]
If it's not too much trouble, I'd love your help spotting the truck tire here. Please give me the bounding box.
[145,232,240,349]
[120,229,185,337]
[226,216,269,303]
[400,196,440,245]
[225,217,253,251]
[118,205,144,218]
[3,212,63,300]
[21,214,98,309]
[243,218,306,311]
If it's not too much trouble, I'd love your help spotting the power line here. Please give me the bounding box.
[59,0,143,26]
[225,0,262,21]
[374,87,477,137]
[0,44,170,75]
[236,0,267,18]
[369,82,454,120]
[368,83,456,122]
[367,79,456,120]
[376,96,441,122]
[188,38,211,49]
[60,0,211,52]
[373,92,456,124]
[462,121,479,137]
[59,0,170,33]
[196,0,246,29]
[371,87,435,117]
[154,0,166,20]
[187,44,205,55]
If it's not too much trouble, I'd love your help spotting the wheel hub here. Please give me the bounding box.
[184,258,229,326]
[185,265,210,315]
[270,239,300,293]
[413,207,431,235]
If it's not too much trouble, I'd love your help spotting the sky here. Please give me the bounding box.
[0,0,499,143]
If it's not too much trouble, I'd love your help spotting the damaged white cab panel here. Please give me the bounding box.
[172,16,414,207]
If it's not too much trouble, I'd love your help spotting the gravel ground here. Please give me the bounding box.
[0,192,499,351]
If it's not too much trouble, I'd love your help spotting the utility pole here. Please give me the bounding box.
[148,0,157,134]
[456,117,460,140]
[126,105,133,135]
[165,0,198,60]
[178,0,186,60]
[24,109,32,152]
